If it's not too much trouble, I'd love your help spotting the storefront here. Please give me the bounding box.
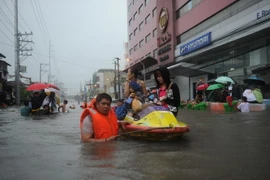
[169,0,270,100]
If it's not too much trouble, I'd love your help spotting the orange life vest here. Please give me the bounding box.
[80,98,118,139]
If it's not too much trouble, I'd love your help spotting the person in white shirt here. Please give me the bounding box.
[224,82,233,97]
[237,96,250,112]
[242,88,256,102]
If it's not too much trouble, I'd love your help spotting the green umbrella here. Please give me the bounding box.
[215,76,235,84]
[206,84,224,91]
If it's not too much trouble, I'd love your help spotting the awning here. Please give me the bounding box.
[0,60,11,66]
[252,63,270,74]
[123,56,158,72]
[169,62,209,78]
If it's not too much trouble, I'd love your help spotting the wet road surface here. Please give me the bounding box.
[1,103,270,180]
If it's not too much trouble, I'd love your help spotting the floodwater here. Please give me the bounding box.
[1,102,270,180]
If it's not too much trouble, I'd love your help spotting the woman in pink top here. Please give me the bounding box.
[154,67,180,117]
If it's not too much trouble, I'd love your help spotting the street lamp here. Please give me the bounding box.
[113,57,121,99]
[127,59,145,82]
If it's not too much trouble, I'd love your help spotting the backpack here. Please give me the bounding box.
[115,104,127,120]
[115,97,133,120]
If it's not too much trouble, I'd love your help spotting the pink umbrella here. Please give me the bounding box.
[46,83,60,90]
[26,83,49,91]
[196,83,209,91]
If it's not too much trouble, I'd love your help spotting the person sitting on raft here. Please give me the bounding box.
[58,100,70,113]
[124,68,148,115]
[153,66,180,117]
[80,93,118,143]
[31,91,42,114]
[124,68,147,102]
[21,100,32,116]
[252,86,263,103]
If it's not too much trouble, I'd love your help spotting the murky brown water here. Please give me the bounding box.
[1,101,270,180]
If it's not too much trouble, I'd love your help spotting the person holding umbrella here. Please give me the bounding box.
[252,86,263,103]
[31,91,43,114]
[196,77,205,88]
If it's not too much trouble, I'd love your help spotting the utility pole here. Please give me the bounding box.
[116,58,121,99]
[14,0,33,105]
[48,41,52,83]
[114,61,117,99]
[40,63,48,82]
[14,0,20,105]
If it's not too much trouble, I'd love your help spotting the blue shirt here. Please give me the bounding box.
[21,106,31,116]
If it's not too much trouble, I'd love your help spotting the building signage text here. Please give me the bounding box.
[257,8,270,20]
[180,32,212,56]
[157,32,171,47]
[159,55,169,62]
[159,7,169,33]
[158,44,171,55]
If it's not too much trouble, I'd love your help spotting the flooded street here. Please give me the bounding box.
[1,103,270,180]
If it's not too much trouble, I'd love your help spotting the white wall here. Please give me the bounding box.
[97,72,104,89]
[174,76,189,101]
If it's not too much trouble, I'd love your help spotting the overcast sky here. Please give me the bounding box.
[0,0,127,95]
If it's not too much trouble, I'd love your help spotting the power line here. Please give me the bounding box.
[10,0,32,31]
[32,44,47,62]
[30,0,48,45]
[0,41,13,47]
[32,54,43,64]
[0,18,14,35]
[3,0,26,32]
[0,29,13,44]
[28,56,41,69]
[35,0,51,40]
[31,52,90,69]
[0,7,14,29]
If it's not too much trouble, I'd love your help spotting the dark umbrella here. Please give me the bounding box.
[243,75,265,85]
[207,78,217,85]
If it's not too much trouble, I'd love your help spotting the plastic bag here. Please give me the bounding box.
[131,97,142,113]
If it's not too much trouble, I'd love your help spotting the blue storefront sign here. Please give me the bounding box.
[180,32,212,56]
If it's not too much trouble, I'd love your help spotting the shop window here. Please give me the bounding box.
[145,0,149,6]
[187,0,192,11]
[153,49,158,58]
[134,44,138,52]
[145,14,151,24]
[145,33,151,43]
[153,28,157,37]
[128,2,132,12]
[139,39,144,47]
[152,7,157,17]
[139,21,144,31]
[175,0,201,19]
[139,4,144,14]
[133,11,138,21]
[134,28,138,36]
